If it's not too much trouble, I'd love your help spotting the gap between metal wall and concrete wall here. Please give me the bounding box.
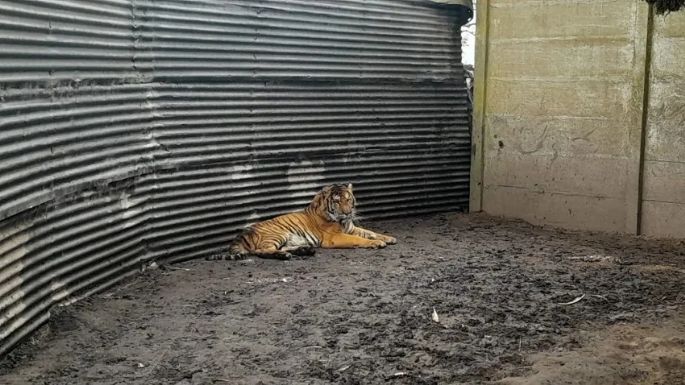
[635,4,655,235]
[469,0,488,213]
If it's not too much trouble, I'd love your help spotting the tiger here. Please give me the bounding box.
[206,183,397,260]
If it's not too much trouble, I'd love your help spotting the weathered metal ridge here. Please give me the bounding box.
[0,0,471,355]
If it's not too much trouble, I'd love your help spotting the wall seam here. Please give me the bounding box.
[469,0,489,212]
[637,4,655,235]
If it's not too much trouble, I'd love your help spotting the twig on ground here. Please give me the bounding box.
[568,255,613,263]
[386,372,409,380]
[431,307,440,323]
[556,293,585,306]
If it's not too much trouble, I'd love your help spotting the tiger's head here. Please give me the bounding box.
[308,183,357,224]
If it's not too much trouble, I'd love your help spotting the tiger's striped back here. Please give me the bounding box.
[228,212,321,259]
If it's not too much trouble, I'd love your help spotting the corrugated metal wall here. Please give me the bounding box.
[0,0,471,355]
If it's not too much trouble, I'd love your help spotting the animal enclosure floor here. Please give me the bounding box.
[2,213,685,385]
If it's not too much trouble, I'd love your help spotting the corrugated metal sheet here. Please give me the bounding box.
[0,0,471,355]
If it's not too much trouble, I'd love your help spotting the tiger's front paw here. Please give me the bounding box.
[280,252,294,260]
[368,239,387,249]
[383,236,397,245]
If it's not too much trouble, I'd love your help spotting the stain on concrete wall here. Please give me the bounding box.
[474,0,684,238]
[642,12,685,238]
[474,0,650,233]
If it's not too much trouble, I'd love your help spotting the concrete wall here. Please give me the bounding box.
[472,1,684,238]
[642,11,685,238]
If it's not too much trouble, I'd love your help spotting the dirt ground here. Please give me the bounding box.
[1,213,685,385]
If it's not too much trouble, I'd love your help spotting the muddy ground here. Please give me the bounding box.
[1,213,685,385]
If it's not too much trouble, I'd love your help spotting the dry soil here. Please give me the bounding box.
[1,213,685,385]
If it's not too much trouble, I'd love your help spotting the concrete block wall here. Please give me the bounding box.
[642,11,685,238]
[472,0,684,238]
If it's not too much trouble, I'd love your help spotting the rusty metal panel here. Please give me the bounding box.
[0,0,471,355]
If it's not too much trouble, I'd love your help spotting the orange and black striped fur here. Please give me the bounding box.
[207,184,396,260]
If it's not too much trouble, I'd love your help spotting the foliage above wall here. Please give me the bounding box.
[646,0,685,14]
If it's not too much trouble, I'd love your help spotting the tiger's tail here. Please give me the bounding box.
[206,245,316,261]
[249,245,316,260]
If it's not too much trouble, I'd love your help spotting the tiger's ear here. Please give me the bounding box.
[347,183,353,191]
